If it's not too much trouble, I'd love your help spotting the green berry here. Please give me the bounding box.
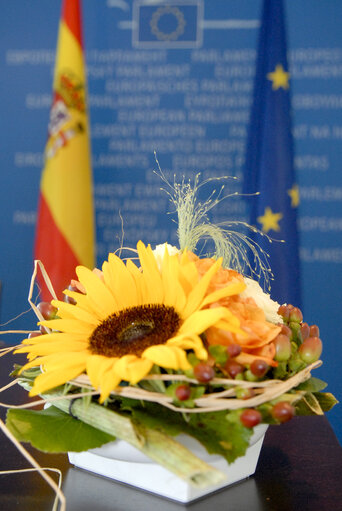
[298,337,322,364]
[274,334,292,362]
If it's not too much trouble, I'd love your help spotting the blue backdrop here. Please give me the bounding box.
[0,0,341,441]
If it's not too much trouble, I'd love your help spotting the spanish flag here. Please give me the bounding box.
[35,0,95,300]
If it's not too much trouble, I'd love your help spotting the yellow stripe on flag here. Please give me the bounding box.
[40,20,94,268]
[53,20,84,91]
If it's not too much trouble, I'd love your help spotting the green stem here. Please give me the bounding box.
[36,388,225,487]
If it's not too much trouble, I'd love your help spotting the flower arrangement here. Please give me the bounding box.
[0,171,337,507]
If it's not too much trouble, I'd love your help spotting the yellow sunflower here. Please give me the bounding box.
[16,241,245,402]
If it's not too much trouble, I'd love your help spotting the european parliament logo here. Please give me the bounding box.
[133,1,203,48]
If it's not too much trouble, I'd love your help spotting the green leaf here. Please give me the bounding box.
[208,345,228,365]
[295,392,324,416]
[272,362,288,379]
[128,401,252,464]
[296,377,327,392]
[191,386,206,400]
[117,396,142,411]
[6,406,116,453]
[131,404,185,437]
[187,352,200,367]
[187,411,252,464]
[138,366,166,393]
[11,366,42,381]
[288,358,306,374]
[313,392,339,412]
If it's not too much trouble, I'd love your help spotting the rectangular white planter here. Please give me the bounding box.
[68,428,267,503]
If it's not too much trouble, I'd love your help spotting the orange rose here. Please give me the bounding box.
[189,253,280,367]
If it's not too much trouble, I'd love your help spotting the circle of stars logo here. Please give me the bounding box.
[150,6,186,41]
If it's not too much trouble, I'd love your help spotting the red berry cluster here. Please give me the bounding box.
[277,304,322,364]
[240,401,295,428]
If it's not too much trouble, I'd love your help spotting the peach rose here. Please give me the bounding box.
[189,253,280,367]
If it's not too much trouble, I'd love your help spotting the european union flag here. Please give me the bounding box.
[243,0,301,307]
[133,1,202,48]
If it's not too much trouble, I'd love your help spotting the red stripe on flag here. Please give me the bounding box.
[62,0,83,47]
[35,193,80,301]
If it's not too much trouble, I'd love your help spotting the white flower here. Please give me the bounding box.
[241,277,283,324]
[153,243,180,270]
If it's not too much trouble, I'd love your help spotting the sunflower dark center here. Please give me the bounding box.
[89,304,181,358]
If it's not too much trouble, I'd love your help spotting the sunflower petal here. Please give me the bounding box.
[182,258,223,318]
[166,335,207,360]
[180,307,235,335]
[38,318,94,335]
[101,260,120,308]
[113,355,153,384]
[40,352,88,372]
[200,281,246,308]
[127,358,154,384]
[21,332,86,345]
[76,266,116,318]
[143,345,191,371]
[17,356,48,372]
[18,340,88,356]
[62,289,103,320]
[105,254,139,308]
[86,354,118,390]
[126,259,148,303]
[161,251,187,310]
[179,251,201,292]
[29,358,86,396]
[98,365,122,403]
[51,300,98,325]
[137,241,163,303]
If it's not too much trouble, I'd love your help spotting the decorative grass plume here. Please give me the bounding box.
[154,154,274,292]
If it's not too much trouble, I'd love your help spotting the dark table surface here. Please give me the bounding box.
[0,352,341,511]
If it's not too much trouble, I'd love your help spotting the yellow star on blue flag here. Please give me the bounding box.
[243,0,301,307]
[267,63,290,89]
[288,184,300,207]
[257,207,283,233]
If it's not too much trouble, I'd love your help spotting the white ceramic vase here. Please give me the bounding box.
[68,424,268,503]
